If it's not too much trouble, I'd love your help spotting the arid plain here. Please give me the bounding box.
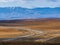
[0,18,60,44]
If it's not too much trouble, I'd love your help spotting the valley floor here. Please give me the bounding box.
[0,19,60,44]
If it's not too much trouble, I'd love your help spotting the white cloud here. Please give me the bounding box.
[0,0,60,8]
[47,0,58,2]
[0,0,15,2]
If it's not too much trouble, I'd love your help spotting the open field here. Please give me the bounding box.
[0,18,60,45]
[0,28,29,38]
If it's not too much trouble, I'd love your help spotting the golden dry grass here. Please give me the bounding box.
[0,28,29,38]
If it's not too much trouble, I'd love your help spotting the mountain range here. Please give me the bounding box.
[0,7,60,20]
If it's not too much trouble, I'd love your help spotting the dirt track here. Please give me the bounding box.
[0,26,60,42]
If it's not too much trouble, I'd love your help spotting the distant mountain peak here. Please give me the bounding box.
[0,7,60,20]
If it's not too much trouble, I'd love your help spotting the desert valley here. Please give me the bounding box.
[0,18,60,44]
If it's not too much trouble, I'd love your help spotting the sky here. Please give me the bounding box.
[0,0,60,8]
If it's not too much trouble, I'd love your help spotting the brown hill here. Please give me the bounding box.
[0,18,60,30]
[0,18,60,28]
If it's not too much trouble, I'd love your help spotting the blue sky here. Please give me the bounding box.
[0,0,60,8]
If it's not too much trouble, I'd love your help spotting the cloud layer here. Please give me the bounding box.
[0,0,60,8]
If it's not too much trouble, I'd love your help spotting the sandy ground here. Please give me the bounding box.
[0,19,60,43]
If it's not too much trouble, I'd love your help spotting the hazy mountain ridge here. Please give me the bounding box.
[0,7,60,14]
[0,7,60,20]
